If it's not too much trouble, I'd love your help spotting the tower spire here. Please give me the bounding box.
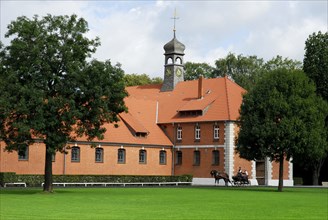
[171,8,179,38]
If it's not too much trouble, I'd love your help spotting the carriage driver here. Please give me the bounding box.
[237,167,242,177]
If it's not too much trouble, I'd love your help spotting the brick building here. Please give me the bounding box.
[0,31,293,186]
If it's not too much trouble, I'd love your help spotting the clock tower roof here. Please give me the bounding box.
[163,34,185,55]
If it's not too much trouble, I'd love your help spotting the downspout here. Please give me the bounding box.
[172,122,175,176]
[63,146,66,175]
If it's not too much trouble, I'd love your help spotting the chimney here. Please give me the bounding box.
[198,76,204,99]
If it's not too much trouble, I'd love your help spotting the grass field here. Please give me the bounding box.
[0,186,327,220]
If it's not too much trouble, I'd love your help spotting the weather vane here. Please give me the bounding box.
[171,8,179,37]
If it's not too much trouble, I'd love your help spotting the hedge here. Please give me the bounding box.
[0,172,193,187]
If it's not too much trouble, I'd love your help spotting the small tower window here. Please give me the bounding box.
[166,57,173,64]
[175,57,182,64]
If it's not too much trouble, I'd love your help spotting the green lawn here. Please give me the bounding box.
[0,187,327,220]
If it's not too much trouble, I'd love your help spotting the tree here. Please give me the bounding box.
[184,62,216,81]
[0,15,128,192]
[236,68,328,191]
[303,31,328,185]
[303,31,328,101]
[123,73,163,86]
[264,55,302,71]
[213,53,265,90]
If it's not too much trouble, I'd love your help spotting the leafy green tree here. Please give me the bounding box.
[303,31,328,101]
[303,31,328,184]
[184,62,216,81]
[213,53,265,90]
[236,69,328,191]
[264,55,302,71]
[124,73,162,86]
[0,15,127,192]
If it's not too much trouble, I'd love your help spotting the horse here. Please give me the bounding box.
[232,173,250,186]
[210,170,232,186]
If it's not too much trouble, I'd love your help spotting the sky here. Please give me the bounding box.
[1,0,327,78]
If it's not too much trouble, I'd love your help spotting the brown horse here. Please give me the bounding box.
[210,170,232,186]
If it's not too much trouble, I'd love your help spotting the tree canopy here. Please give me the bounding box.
[303,31,328,101]
[0,14,128,192]
[123,73,163,86]
[236,68,328,191]
[302,31,328,184]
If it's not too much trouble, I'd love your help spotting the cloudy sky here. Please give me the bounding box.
[1,1,327,78]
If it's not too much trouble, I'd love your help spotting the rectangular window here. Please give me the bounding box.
[118,149,126,164]
[177,126,182,141]
[95,148,104,163]
[71,147,80,162]
[213,124,219,140]
[139,149,147,164]
[52,153,56,162]
[212,150,220,165]
[193,150,200,166]
[195,124,201,140]
[159,150,167,165]
[18,146,29,161]
[175,151,182,165]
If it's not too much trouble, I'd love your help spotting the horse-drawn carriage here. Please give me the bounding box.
[210,170,250,186]
[232,173,250,186]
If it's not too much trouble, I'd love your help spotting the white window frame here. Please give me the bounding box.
[195,124,201,140]
[177,126,182,140]
[214,124,219,140]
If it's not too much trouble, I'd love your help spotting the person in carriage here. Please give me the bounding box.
[233,167,250,186]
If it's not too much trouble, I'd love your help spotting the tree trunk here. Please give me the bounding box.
[43,145,53,192]
[278,156,284,192]
[312,159,323,185]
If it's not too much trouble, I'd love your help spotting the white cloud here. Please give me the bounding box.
[1,1,327,78]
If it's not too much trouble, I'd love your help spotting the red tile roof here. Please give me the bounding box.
[85,77,246,146]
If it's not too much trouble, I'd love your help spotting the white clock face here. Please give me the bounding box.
[176,68,182,77]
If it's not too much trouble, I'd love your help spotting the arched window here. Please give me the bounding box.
[118,148,126,164]
[159,150,167,165]
[193,150,200,166]
[166,57,173,64]
[71,147,80,162]
[18,146,29,161]
[175,151,182,165]
[139,149,147,164]
[212,150,220,165]
[95,148,104,163]
[175,57,182,64]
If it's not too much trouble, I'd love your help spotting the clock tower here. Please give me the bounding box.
[161,22,185,92]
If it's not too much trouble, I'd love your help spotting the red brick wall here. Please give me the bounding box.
[160,122,226,178]
[272,159,290,179]
[173,148,225,178]
[0,142,172,176]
